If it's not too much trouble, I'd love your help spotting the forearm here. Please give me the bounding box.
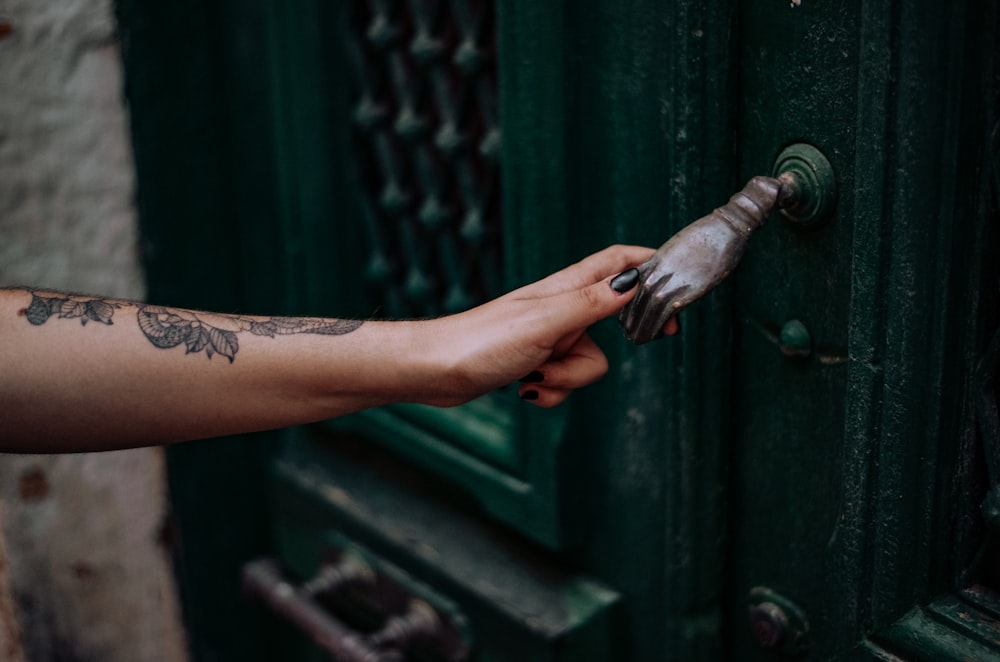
[0,245,654,453]
[0,288,442,452]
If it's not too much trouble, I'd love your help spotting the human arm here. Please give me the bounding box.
[0,245,653,453]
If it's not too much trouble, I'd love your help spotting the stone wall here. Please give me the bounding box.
[0,0,188,660]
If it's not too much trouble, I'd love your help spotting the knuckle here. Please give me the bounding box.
[577,285,604,310]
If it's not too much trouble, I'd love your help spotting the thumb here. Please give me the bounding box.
[543,268,640,338]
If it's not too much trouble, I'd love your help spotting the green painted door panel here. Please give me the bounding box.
[725,0,1000,659]
[118,0,999,659]
[263,0,591,550]
[267,430,620,661]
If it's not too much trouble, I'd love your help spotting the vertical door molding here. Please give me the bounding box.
[554,1,739,659]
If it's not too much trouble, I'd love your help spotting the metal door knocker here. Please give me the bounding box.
[620,143,836,344]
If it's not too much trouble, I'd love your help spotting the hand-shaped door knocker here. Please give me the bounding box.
[619,144,836,344]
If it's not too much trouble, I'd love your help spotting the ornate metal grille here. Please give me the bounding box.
[347,0,501,319]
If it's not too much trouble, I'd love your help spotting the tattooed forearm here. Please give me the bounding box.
[10,289,363,363]
[135,306,363,362]
[22,290,120,326]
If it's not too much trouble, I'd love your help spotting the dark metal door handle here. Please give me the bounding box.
[243,557,467,662]
[620,143,836,345]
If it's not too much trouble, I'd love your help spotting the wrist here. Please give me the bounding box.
[398,318,472,407]
[350,319,461,408]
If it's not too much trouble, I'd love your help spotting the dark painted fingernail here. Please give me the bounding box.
[610,268,640,293]
[520,390,539,401]
[520,370,544,383]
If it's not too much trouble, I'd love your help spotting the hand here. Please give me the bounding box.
[619,176,781,344]
[425,245,654,407]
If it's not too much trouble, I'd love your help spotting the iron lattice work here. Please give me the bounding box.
[347,0,501,319]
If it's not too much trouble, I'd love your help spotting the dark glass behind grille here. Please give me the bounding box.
[347,0,501,319]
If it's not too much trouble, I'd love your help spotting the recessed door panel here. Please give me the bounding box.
[264,0,584,549]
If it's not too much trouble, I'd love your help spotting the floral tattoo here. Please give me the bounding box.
[16,290,363,363]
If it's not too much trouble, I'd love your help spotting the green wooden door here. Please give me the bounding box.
[118,0,1000,660]
[725,1,1000,659]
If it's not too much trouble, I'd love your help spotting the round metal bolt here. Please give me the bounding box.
[779,319,812,358]
[749,601,788,649]
[748,587,810,656]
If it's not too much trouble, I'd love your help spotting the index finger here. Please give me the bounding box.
[536,269,643,341]
[511,245,654,300]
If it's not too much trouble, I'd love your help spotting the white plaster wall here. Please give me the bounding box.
[0,0,188,660]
